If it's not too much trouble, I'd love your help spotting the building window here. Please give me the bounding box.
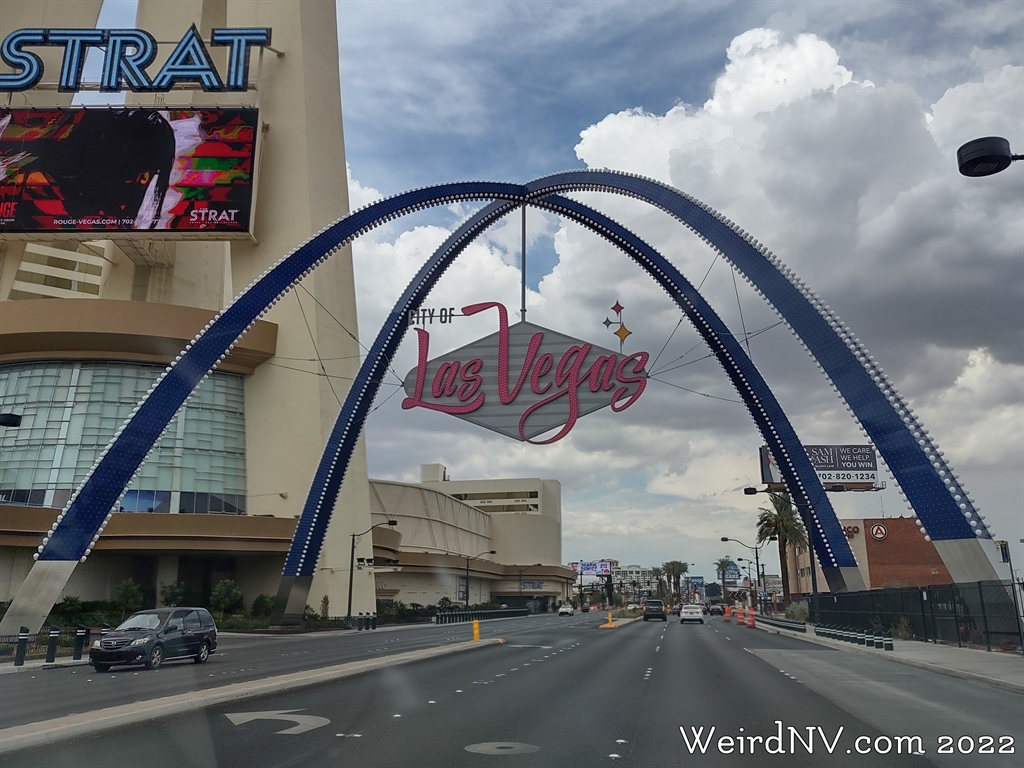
[0,360,246,513]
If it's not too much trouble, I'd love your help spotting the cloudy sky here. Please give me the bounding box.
[334,0,1023,579]
[88,1,1023,579]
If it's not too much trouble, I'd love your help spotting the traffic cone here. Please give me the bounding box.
[724,605,731,622]
[747,609,755,628]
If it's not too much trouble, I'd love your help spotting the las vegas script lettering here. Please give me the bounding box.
[402,302,649,444]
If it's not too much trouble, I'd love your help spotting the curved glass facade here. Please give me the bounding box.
[0,361,246,514]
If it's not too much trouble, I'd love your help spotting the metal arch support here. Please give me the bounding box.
[2,170,995,635]
[274,193,864,621]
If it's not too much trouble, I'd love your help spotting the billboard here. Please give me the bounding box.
[403,302,649,444]
[0,107,259,239]
[759,445,879,490]
[572,561,612,576]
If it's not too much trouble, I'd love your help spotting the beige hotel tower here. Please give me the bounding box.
[0,0,378,630]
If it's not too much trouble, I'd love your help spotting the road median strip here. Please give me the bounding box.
[0,638,504,754]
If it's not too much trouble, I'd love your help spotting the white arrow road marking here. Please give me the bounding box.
[225,709,330,735]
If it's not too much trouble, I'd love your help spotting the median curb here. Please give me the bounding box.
[0,638,504,754]
[754,622,1024,695]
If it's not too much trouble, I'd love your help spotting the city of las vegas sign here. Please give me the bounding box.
[402,302,650,444]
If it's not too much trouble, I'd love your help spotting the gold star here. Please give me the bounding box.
[614,324,632,343]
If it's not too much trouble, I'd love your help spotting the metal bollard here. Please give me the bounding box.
[14,626,30,667]
[45,626,59,663]
[472,619,480,642]
[73,625,88,660]
[371,613,377,630]
[874,631,884,649]
[884,631,894,651]
[857,628,866,646]
[358,613,365,631]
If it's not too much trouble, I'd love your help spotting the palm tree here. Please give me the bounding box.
[756,490,808,607]
[714,557,732,602]
[662,561,689,599]
[650,566,666,600]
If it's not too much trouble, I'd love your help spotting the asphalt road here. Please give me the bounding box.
[3,614,1022,767]
[0,616,502,729]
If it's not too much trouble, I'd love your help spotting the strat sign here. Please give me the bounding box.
[402,302,649,444]
[0,27,271,92]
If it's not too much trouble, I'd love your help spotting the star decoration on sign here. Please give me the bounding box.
[602,300,632,352]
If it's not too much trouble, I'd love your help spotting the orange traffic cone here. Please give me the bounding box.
[724,605,731,622]
[747,609,755,628]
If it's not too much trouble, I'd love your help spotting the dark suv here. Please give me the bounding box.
[642,599,667,621]
[90,608,217,672]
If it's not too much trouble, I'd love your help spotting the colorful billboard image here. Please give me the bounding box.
[0,107,258,237]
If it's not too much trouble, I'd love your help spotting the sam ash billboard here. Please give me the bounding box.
[0,107,258,236]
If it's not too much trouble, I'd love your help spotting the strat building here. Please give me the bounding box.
[0,0,376,618]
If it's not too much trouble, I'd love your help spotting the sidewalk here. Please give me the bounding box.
[0,657,90,675]
[757,621,1024,694]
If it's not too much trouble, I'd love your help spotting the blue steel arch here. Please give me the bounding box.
[34,171,987,585]
[284,194,864,598]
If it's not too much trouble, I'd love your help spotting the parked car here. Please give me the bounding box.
[90,607,217,672]
[558,604,574,616]
[680,605,705,623]
[642,599,667,621]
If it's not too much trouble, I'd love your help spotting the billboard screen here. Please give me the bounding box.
[573,561,611,576]
[0,107,258,238]
[759,445,879,489]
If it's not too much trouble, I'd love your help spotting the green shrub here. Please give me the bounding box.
[319,594,330,619]
[891,616,914,640]
[210,579,244,618]
[160,582,187,607]
[784,601,809,622]
[251,594,275,618]
[114,579,144,620]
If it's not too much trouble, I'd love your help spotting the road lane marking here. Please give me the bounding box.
[225,710,329,735]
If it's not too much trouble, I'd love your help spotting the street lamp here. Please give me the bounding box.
[736,558,757,609]
[957,137,1022,177]
[465,550,496,607]
[721,535,774,614]
[745,485,819,623]
[346,519,398,625]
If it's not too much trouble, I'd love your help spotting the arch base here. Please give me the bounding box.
[0,560,79,636]
[269,575,313,626]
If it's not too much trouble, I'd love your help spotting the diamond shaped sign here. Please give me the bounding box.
[402,302,649,444]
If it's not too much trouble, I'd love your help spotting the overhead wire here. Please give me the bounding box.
[295,291,343,408]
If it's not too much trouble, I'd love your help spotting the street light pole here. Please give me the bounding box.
[346,519,398,626]
[721,536,772,614]
[464,550,496,607]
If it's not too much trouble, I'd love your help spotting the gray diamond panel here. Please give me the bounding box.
[403,321,646,441]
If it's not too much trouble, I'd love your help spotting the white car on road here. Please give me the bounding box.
[679,605,705,624]
[558,604,574,616]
